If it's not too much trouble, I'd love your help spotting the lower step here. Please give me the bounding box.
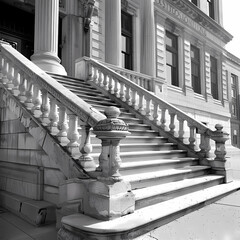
[133,175,224,209]
[59,181,240,240]
[123,165,211,189]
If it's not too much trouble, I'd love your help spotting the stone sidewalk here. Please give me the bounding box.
[135,189,240,240]
[1,189,240,240]
[0,207,57,240]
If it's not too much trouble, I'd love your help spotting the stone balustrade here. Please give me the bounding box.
[0,41,105,176]
[104,62,156,92]
[76,57,231,181]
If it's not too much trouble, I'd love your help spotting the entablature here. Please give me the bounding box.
[155,0,232,45]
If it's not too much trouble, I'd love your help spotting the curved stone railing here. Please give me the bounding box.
[76,57,231,182]
[0,41,107,178]
[103,62,156,92]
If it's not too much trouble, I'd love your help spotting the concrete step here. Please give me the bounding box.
[133,175,224,209]
[91,142,178,153]
[119,149,188,161]
[118,116,143,124]
[120,157,199,175]
[127,123,152,131]
[128,129,159,137]
[60,181,240,239]
[122,165,211,189]
[121,136,169,144]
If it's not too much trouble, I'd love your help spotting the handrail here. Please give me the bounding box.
[0,42,105,126]
[79,57,213,135]
[76,57,230,182]
[103,62,157,92]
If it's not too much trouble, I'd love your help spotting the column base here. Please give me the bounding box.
[31,52,67,75]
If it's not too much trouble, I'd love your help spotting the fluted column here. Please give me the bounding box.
[31,0,67,75]
[105,0,121,66]
[140,0,156,77]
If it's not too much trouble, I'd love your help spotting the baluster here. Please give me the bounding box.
[6,62,14,90]
[160,107,167,130]
[188,124,196,150]
[210,124,231,182]
[125,86,131,104]
[169,111,176,135]
[93,107,130,181]
[140,77,144,88]
[138,93,144,113]
[24,78,34,110]
[12,67,20,96]
[108,75,113,93]
[199,131,211,158]
[57,105,69,146]
[18,72,27,103]
[88,63,93,81]
[145,97,151,118]
[98,70,103,87]
[177,116,185,142]
[67,113,80,157]
[119,82,124,101]
[92,67,98,83]
[48,96,59,135]
[114,79,119,97]
[131,89,137,109]
[153,103,159,124]
[78,122,95,171]
[131,75,135,83]
[31,84,42,118]
[40,89,50,126]
[1,59,8,84]
[103,74,108,90]
[135,76,140,85]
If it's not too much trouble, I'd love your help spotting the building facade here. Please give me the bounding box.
[1,0,240,238]
[1,0,238,146]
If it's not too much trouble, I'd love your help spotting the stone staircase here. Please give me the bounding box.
[52,74,240,239]
[1,41,239,239]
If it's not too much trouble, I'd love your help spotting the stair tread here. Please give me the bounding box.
[91,149,186,158]
[133,175,224,200]
[122,165,210,182]
[61,181,240,234]
[121,157,198,169]
[120,149,186,156]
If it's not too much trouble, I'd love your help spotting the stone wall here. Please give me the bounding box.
[0,98,65,204]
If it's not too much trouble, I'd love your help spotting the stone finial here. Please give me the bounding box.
[93,106,130,182]
[93,106,129,133]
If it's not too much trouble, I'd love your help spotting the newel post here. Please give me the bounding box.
[86,106,135,220]
[211,124,232,183]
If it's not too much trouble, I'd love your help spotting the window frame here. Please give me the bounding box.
[121,11,133,70]
[207,0,215,19]
[190,44,201,94]
[210,55,219,100]
[166,30,179,87]
[231,74,239,118]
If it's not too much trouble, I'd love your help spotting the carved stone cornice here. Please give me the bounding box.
[155,0,233,44]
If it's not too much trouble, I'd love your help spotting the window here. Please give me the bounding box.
[207,0,214,19]
[121,11,133,70]
[210,56,218,99]
[231,74,238,117]
[191,45,201,94]
[166,31,179,86]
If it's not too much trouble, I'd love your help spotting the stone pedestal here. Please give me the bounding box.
[88,180,135,220]
[31,0,67,75]
[211,124,233,183]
